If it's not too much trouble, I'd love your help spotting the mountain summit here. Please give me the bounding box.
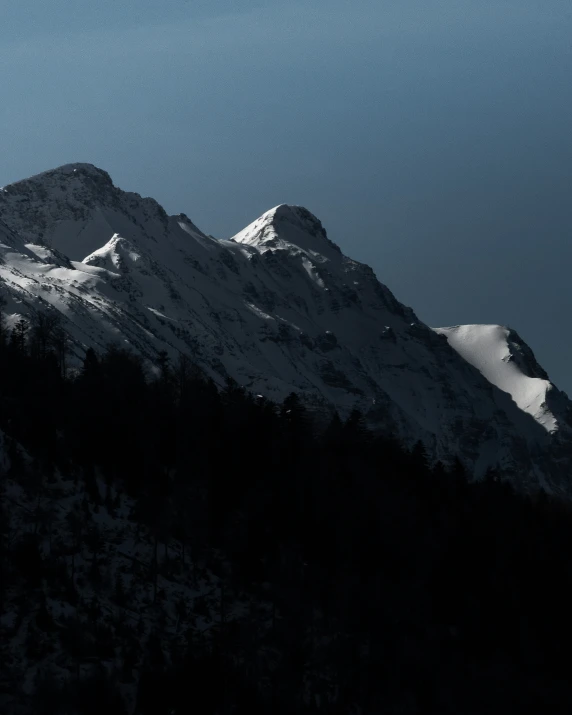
[232,204,342,259]
[0,163,571,493]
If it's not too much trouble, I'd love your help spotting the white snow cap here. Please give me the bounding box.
[231,204,342,260]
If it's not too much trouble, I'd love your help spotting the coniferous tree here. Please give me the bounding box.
[10,317,29,355]
[1,332,572,713]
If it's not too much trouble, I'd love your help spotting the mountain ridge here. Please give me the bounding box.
[1,163,571,494]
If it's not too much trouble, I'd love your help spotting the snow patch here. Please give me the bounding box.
[435,324,557,432]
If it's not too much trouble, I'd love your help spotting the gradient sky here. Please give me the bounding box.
[1,1,571,391]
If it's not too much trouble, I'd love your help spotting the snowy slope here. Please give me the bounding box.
[434,325,570,433]
[1,163,572,493]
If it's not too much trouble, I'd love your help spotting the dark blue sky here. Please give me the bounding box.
[1,0,571,391]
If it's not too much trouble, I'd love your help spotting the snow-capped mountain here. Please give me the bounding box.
[1,163,572,493]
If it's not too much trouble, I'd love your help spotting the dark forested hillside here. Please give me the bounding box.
[1,312,572,714]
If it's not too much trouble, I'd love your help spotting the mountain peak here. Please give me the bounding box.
[231,204,342,259]
[269,203,322,226]
[2,162,114,191]
[0,163,166,259]
[38,162,109,177]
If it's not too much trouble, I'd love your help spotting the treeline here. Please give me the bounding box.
[2,311,572,713]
